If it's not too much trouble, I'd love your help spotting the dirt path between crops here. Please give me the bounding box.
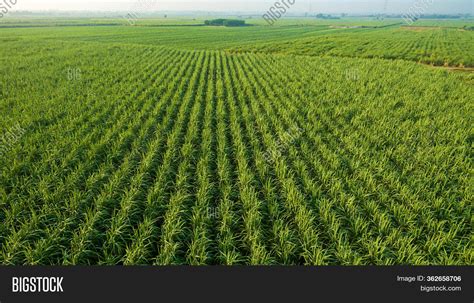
[421,64,474,73]
[402,26,441,31]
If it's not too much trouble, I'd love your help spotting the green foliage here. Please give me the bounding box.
[0,19,472,265]
[204,19,246,27]
[229,26,474,67]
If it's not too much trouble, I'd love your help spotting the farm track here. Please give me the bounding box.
[0,42,472,265]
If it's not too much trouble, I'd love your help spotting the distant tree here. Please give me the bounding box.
[204,19,246,27]
[223,19,246,27]
[315,14,340,19]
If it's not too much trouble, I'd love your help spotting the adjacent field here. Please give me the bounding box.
[230,26,474,67]
[3,19,473,67]
[0,19,473,265]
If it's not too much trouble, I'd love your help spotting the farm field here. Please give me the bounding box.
[230,26,474,67]
[0,18,473,265]
[2,18,473,66]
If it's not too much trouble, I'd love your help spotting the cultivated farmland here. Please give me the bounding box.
[0,18,472,265]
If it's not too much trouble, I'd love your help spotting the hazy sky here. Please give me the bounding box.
[13,0,474,14]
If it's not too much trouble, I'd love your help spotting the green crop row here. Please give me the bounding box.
[1,36,471,264]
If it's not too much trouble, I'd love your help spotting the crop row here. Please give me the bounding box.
[0,42,472,264]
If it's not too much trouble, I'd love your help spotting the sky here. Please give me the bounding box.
[12,0,474,14]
